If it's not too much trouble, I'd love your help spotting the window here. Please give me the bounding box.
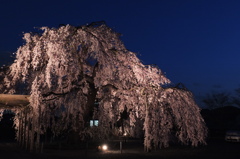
[90,119,99,127]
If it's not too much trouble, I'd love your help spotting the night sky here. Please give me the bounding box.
[1,0,240,103]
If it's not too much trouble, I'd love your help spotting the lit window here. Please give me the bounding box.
[90,120,99,127]
[90,120,94,127]
[95,120,99,126]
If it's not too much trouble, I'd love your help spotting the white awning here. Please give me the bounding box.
[0,94,30,109]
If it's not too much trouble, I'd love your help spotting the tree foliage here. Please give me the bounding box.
[2,22,207,151]
[0,66,8,93]
[233,88,240,107]
[203,92,231,109]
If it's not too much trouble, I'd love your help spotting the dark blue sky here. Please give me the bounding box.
[1,0,240,101]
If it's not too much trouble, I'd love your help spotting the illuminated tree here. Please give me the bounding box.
[0,66,8,93]
[3,22,207,151]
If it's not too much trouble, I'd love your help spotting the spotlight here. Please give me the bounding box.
[98,144,108,151]
[102,144,108,151]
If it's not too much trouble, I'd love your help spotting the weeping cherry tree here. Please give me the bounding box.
[2,22,207,151]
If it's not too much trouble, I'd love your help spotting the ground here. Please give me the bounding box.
[0,139,240,159]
